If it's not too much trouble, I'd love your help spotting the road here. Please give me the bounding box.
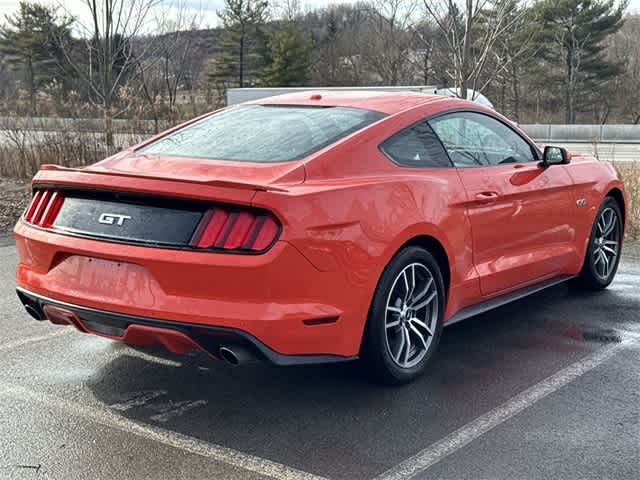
[0,238,638,480]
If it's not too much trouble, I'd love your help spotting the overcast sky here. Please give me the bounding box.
[1,0,638,31]
[0,0,352,29]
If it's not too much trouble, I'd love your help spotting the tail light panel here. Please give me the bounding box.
[23,189,65,228]
[23,187,281,254]
[189,207,281,253]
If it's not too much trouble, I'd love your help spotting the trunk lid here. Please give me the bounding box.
[83,150,306,189]
[28,151,301,249]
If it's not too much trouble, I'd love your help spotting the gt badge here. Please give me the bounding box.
[98,213,132,226]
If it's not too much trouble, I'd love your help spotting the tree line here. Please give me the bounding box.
[0,0,637,147]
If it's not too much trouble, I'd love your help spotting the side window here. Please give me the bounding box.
[428,112,537,167]
[380,121,452,168]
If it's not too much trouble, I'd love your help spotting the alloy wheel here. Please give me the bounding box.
[384,262,439,369]
[592,207,620,280]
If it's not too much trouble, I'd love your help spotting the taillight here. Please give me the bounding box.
[190,206,281,253]
[23,189,65,228]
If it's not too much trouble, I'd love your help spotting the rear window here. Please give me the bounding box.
[140,105,386,162]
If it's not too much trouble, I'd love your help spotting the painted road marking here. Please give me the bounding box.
[109,390,169,412]
[376,342,626,480]
[149,399,209,423]
[0,329,71,353]
[0,383,327,480]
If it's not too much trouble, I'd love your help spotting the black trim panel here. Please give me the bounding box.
[445,275,575,326]
[16,287,357,366]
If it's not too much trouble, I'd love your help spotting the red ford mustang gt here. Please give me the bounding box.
[14,92,627,384]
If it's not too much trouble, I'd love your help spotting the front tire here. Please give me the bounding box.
[361,247,445,385]
[577,197,623,290]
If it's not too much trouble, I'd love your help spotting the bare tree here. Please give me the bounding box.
[56,0,160,148]
[608,15,640,124]
[489,1,537,121]
[278,0,302,22]
[309,4,371,86]
[135,55,163,132]
[153,4,202,122]
[360,0,418,85]
[135,3,206,130]
[421,0,528,100]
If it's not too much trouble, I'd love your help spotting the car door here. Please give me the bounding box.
[428,111,576,296]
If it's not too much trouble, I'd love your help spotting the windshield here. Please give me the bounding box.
[139,104,386,162]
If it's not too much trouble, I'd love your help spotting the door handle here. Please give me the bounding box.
[475,191,499,203]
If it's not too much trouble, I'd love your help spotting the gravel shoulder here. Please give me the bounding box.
[0,177,30,236]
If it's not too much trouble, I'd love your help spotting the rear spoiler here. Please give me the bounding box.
[37,164,289,192]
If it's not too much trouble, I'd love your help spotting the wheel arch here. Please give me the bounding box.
[398,235,451,296]
[606,187,626,227]
[360,231,452,347]
[358,231,451,367]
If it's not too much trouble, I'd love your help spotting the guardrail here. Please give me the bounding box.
[520,124,640,144]
[1,117,639,143]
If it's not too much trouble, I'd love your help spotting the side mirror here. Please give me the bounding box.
[540,146,570,167]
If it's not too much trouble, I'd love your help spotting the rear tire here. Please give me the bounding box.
[361,247,445,385]
[577,197,623,290]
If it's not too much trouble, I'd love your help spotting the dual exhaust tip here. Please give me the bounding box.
[218,345,256,366]
[24,304,45,321]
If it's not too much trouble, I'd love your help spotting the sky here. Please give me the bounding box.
[0,0,351,30]
[1,0,638,31]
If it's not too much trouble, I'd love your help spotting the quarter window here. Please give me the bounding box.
[380,121,452,168]
[428,112,537,167]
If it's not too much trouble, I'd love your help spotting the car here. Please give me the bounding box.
[14,91,627,384]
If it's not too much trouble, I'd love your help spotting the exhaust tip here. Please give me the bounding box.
[218,346,240,366]
[24,304,43,321]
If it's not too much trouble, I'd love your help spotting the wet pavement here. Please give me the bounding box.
[0,240,638,479]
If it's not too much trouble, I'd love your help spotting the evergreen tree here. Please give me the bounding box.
[321,9,341,85]
[0,1,72,114]
[534,0,627,123]
[213,0,269,89]
[263,25,312,86]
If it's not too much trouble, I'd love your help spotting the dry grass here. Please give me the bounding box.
[614,161,640,242]
[0,130,108,178]
[0,122,145,178]
[0,177,30,234]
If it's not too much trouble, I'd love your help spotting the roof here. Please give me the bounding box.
[245,90,451,115]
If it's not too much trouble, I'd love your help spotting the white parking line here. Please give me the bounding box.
[0,329,71,353]
[149,399,209,423]
[376,342,626,480]
[109,390,169,412]
[0,383,327,480]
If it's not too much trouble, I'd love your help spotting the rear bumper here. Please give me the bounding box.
[14,221,367,359]
[16,287,355,365]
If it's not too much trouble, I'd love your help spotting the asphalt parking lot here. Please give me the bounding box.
[0,237,638,480]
